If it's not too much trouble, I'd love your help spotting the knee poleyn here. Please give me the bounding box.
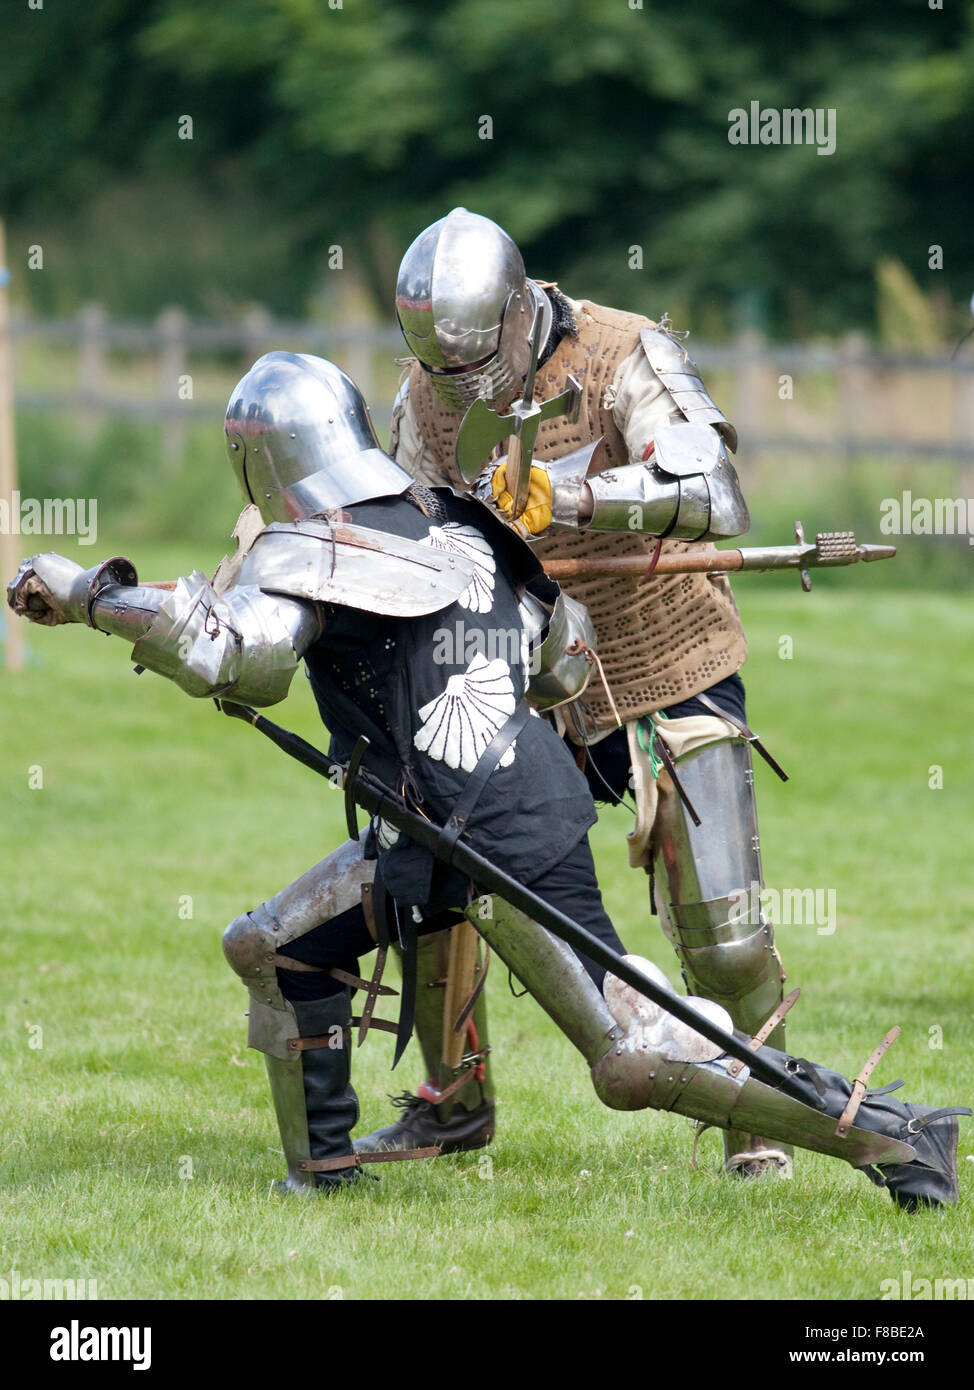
[222,908,276,984]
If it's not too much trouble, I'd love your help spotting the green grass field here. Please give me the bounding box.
[2,543,972,1301]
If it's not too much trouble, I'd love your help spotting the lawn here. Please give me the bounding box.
[1,541,972,1300]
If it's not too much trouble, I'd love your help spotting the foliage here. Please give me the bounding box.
[2,1,973,333]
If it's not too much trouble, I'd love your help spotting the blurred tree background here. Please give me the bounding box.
[1,0,973,586]
[2,0,973,337]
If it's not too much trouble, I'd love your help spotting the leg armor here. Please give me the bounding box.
[652,732,790,1174]
[352,923,496,1156]
[462,896,967,1210]
[353,832,618,1157]
[222,835,375,1192]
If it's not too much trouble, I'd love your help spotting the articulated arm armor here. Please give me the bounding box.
[128,574,320,704]
[8,551,321,706]
[7,513,485,707]
[547,421,749,542]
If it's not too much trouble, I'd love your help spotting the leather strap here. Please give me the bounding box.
[270,956,397,999]
[343,734,370,839]
[329,965,397,997]
[696,692,789,783]
[727,987,800,1077]
[690,1120,714,1171]
[452,946,491,1035]
[300,1146,443,1173]
[906,1106,971,1134]
[272,954,325,973]
[351,1015,399,1035]
[836,1026,900,1137]
[361,882,378,941]
[435,704,532,862]
[642,536,663,581]
[424,1049,492,1105]
[357,946,390,1047]
[287,1029,351,1052]
[653,731,702,828]
[372,875,391,951]
[393,901,417,1070]
[786,1056,827,1101]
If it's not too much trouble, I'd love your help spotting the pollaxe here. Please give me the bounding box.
[8,353,967,1208]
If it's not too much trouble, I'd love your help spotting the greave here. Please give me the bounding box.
[652,735,788,1167]
[221,837,373,1191]
[263,992,360,1192]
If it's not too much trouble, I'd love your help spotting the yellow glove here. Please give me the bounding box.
[490,459,553,537]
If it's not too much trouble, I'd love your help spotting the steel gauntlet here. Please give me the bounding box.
[7,553,139,627]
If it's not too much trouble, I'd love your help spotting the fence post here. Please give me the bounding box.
[333,270,375,407]
[733,327,765,479]
[157,306,188,472]
[952,356,974,500]
[837,330,870,457]
[241,305,272,372]
[0,219,22,670]
[78,301,106,444]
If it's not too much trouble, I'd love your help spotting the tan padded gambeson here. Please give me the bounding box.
[399,299,747,731]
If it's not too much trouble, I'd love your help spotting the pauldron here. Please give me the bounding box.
[639,326,738,452]
[238,518,476,616]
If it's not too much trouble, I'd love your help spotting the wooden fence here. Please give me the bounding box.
[8,307,974,465]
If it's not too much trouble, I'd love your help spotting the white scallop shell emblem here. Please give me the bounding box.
[413,653,517,772]
[373,816,401,850]
[420,523,495,613]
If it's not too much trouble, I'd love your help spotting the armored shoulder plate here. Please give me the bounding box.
[237,518,476,617]
[652,422,729,478]
[640,327,738,453]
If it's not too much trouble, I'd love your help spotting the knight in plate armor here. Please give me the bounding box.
[8,353,967,1208]
[361,207,807,1176]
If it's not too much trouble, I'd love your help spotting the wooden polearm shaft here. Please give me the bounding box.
[0,221,23,671]
[543,537,896,584]
[139,536,896,594]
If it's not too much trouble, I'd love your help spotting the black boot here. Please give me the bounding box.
[763,1057,969,1211]
[270,992,368,1194]
[869,1099,967,1211]
[354,925,496,1157]
[354,1091,495,1156]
